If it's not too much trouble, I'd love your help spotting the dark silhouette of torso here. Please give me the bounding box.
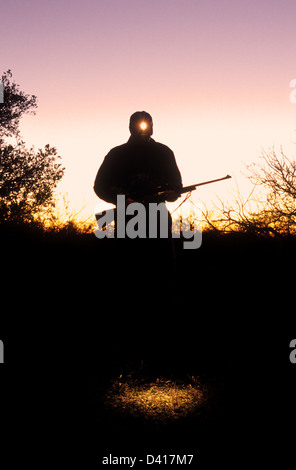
[94,133,182,282]
[94,137,182,204]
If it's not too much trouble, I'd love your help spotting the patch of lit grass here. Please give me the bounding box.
[104,377,205,423]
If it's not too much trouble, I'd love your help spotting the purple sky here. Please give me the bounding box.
[1,0,296,214]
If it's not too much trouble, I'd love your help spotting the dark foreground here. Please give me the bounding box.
[1,226,296,468]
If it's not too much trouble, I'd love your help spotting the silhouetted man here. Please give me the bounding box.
[94,111,182,206]
[93,111,182,280]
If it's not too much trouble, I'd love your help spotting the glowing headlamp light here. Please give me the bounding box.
[139,121,148,131]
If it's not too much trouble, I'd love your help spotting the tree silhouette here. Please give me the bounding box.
[0,141,64,223]
[0,70,64,224]
[0,70,37,139]
[246,147,296,235]
[205,147,296,237]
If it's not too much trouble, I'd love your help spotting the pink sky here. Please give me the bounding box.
[2,0,296,215]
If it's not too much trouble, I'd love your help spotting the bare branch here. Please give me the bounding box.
[207,147,296,237]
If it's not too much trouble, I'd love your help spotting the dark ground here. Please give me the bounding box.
[1,225,296,468]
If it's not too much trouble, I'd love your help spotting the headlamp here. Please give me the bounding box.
[129,111,153,137]
[139,121,147,131]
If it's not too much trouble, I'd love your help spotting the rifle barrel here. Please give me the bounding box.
[180,174,231,194]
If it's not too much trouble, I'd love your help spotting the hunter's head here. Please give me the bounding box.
[129,111,153,142]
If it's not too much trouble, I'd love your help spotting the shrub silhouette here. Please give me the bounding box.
[0,140,64,223]
[205,147,296,237]
[0,70,64,224]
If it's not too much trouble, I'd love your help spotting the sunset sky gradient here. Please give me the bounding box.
[1,0,296,216]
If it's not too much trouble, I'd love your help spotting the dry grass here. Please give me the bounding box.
[104,377,205,423]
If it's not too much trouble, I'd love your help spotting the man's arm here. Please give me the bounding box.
[94,151,120,204]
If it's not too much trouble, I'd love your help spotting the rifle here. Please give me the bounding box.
[155,174,232,199]
[95,174,231,230]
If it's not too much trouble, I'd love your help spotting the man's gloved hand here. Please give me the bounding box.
[163,190,181,202]
[126,190,180,204]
